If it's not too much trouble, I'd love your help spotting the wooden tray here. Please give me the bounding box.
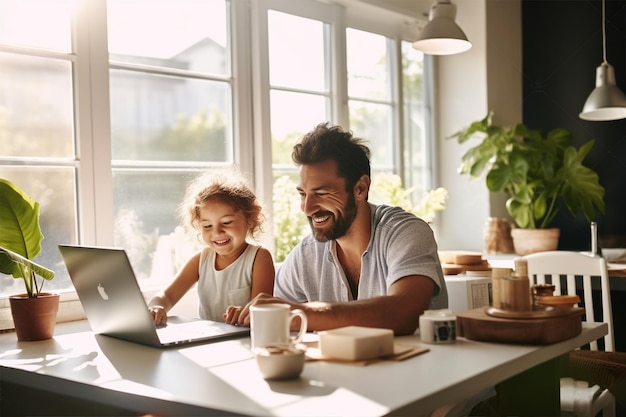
[486,306,583,320]
[457,307,584,345]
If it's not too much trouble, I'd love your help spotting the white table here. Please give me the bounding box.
[0,320,607,416]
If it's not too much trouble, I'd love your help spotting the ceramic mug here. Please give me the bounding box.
[250,303,307,349]
[419,309,457,344]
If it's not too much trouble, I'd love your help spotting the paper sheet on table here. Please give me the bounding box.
[303,341,429,366]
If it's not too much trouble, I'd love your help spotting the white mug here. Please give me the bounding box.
[419,309,457,344]
[250,303,307,349]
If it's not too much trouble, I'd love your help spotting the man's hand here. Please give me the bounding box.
[224,293,297,326]
[223,305,244,325]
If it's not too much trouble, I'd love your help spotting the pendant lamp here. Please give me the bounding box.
[579,0,626,121]
[412,0,471,56]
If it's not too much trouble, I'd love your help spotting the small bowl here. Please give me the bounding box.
[254,345,305,380]
[536,295,580,310]
[602,248,626,263]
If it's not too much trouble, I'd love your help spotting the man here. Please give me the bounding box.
[226,123,447,335]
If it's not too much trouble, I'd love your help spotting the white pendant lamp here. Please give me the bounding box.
[579,0,626,121]
[412,0,472,56]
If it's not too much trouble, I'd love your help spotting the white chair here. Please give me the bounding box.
[523,251,616,417]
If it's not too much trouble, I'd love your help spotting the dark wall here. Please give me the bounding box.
[522,0,626,251]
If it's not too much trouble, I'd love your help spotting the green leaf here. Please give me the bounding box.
[0,247,55,281]
[532,195,547,221]
[558,143,605,222]
[0,179,43,259]
[448,112,492,144]
[0,178,54,297]
[507,197,533,229]
[449,113,605,229]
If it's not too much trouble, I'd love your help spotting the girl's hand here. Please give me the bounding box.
[149,305,168,326]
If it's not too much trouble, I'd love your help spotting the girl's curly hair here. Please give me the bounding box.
[179,169,265,243]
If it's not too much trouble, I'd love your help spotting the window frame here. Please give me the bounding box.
[0,0,433,329]
[251,0,434,246]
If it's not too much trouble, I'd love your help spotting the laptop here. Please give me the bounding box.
[58,244,250,348]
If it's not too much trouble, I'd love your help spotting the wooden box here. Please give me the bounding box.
[457,307,584,345]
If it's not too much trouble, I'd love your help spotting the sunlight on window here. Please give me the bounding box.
[268,10,330,169]
[347,28,390,100]
[107,0,234,281]
[0,0,74,52]
[347,29,394,170]
[107,0,227,58]
[0,0,77,296]
[268,10,326,91]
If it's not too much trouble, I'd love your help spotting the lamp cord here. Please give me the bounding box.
[602,0,608,64]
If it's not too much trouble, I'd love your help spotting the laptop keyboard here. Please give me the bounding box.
[155,320,248,344]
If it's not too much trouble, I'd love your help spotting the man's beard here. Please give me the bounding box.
[308,194,358,242]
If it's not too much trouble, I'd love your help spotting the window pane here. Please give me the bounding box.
[346,28,395,171]
[0,53,74,158]
[107,0,234,287]
[0,167,77,294]
[110,70,233,163]
[272,173,308,263]
[267,10,331,264]
[348,100,393,169]
[107,0,230,76]
[112,170,200,280]
[268,10,326,91]
[347,29,390,100]
[0,0,72,52]
[271,90,328,166]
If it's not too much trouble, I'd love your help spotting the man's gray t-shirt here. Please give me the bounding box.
[275,203,448,309]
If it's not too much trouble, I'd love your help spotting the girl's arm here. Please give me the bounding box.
[250,247,275,297]
[223,247,275,325]
[148,251,201,325]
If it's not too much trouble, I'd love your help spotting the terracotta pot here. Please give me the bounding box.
[9,292,60,341]
[510,228,560,256]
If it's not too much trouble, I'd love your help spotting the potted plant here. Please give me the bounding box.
[0,178,58,340]
[449,112,605,255]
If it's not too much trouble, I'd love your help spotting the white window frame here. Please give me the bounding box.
[0,0,256,328]
[0,0,433,329]
[251,0,434,219]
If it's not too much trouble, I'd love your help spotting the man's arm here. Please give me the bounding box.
[237,275,434,335]
[301,275,434,335]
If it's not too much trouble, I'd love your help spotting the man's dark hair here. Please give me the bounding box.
[292,123,371,191]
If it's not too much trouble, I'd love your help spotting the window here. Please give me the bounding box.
[347,28,396,172]
[0,0,77,297]
[261,6,334,262]
[0,0,431,327]
[107,0,238,279]
[254,0,431,261]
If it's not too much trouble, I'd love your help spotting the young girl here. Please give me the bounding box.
[148,169,275,325]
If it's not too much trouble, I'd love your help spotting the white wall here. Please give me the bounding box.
[434,0,522,251]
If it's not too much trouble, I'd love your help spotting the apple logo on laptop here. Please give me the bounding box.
[97,284,109,300]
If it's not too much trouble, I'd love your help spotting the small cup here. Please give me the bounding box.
[419,309,457,344]
[532,284,555,308]
[254,345,305,380]
[250,303,307,349]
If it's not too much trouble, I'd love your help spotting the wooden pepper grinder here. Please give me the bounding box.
[491,267,512,309]
[512,258,532,311]
[501,258,532,311]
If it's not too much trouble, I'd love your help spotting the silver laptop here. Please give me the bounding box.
[59,244,250,347]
